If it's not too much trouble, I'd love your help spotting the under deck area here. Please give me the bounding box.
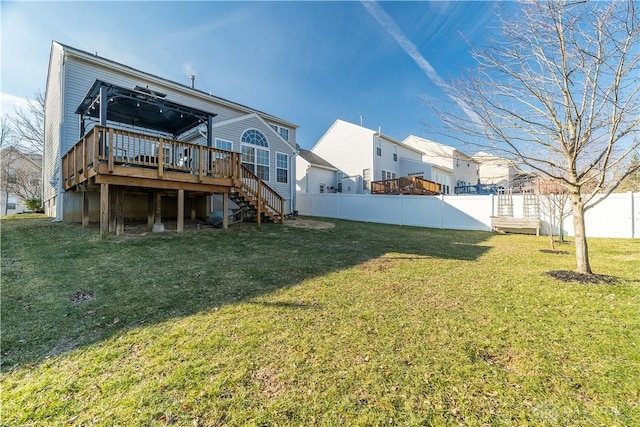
[61,126,284,238]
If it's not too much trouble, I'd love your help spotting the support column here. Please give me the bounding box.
[147,193,154,229]
[109,186,116,233]
[177,189,184,233]
[115,187,124,236]
[152,192,165,233]
[82,191,89,228]
[222,192,229,229]
[100,183,109,239]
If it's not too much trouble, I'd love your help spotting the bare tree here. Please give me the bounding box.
[538,179,572,250]
[434,1,640,274]
[11,91,45,155]
[0,115,14,149]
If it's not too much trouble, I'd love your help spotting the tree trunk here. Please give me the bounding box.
[571,195,592,274]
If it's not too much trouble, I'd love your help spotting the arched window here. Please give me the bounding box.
[241,129,268,147]
[241,129,269,180]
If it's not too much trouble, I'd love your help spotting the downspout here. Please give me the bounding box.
[290,150,297,214]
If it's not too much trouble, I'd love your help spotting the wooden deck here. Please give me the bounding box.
[371,176,440,195]
[61,126,284,237]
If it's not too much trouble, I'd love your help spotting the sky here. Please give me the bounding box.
[0,1,500,150]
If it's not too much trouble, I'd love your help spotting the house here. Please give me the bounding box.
[296,148,339,194]
[0,147,42,215]
[473,151,520,188]
[43,42,298,236]
[309,119,440,195]
[402,135,479,194]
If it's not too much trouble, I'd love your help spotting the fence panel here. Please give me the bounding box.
[296,192,639,238]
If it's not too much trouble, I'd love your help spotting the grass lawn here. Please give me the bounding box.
[1,216,639,426]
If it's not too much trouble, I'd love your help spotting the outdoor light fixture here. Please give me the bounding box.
[136,101,140,107]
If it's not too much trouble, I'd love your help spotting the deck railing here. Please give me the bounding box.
[371,176,440,195]
[61,125,284,221]
[239,166,285,222]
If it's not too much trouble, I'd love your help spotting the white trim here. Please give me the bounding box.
[241,141,270,182]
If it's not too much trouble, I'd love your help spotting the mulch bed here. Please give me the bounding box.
[545,270,618,284]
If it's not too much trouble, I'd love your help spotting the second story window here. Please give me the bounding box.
[269,123,290,141]
[393,146,398,162]
[375,138,382,156]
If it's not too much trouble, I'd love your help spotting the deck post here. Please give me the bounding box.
[109,186,116,233]
[82,191,90,228]
[100,183,109,239]
[152,192,165,233]
[222,192,229,229]
[177,189,184,233]
[147,193,154,229]
[115,187,124,236]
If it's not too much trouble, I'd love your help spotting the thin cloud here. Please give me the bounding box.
[360,1,482,125]
[0,93,32,116]
[360,1,447,90]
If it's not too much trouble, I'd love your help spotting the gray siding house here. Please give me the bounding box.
[44,42,298,235]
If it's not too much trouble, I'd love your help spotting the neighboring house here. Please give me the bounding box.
[296,148,339,194]
[474,151,520,187]
[0,147,42,215]
[309,119,439,194]
[403,135,478,194]
[44,41,298,235]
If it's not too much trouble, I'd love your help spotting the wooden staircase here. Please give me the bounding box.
[231,165,285,224]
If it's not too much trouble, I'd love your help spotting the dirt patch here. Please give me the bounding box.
[539,249,570,255]
[252,367,286,398]
[70,291,93,303]
[284,218,335,229]
[545,270,618,284]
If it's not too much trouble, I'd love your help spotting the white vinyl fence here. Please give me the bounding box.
[296,192,640,239]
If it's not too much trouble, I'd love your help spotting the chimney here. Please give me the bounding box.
[190,74,195,89]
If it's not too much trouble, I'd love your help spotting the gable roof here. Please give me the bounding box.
[54,41,298,129]
[298,149,337,170]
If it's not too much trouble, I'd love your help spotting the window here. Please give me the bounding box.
[375,138,381,156]
[393,146,398,162]
[7,169,17,184]
[381,170,396,180]
[6,195,17,210]
[241,129,268,147]
[241,129,269,181]
[276,152,288,183]
[319,183,325,193]
[215,138,232,151]
[363,168,371,190]
[269,123,290,141]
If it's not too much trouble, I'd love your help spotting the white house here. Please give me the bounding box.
[403,135,479,194]
[44,41,298,233]
[310,119,439,194]
[474,151,520,187]
[296,148,339,194]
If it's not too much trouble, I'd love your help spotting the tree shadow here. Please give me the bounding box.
[0,217,493,370]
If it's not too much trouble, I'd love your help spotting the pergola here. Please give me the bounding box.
[75,80,216,141]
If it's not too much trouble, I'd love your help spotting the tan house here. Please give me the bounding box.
[0,147,42,215]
